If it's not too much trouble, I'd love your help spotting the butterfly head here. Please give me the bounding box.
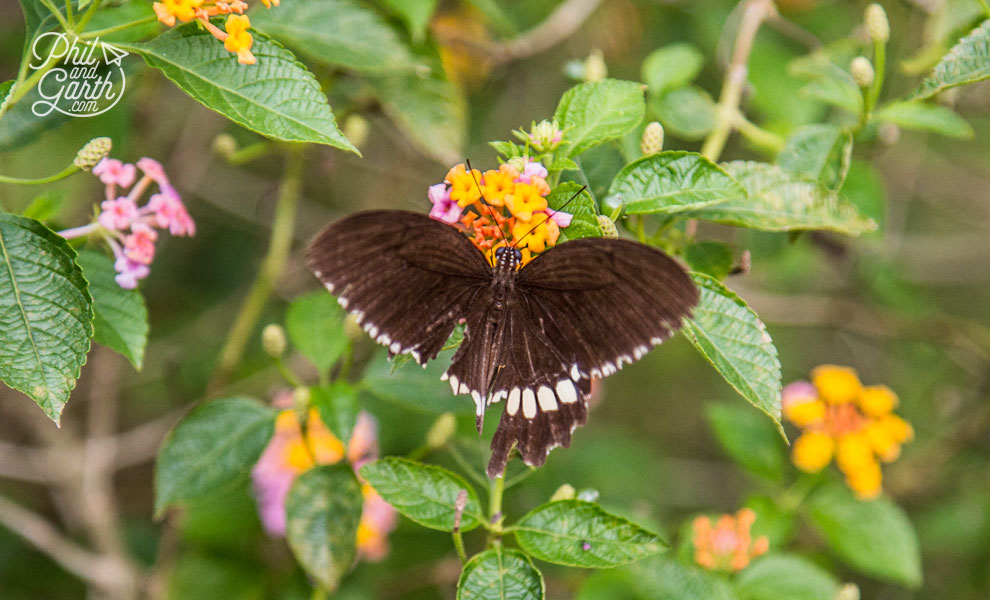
[494,245,523,270]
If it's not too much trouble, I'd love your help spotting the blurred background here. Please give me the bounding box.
[1,0,989,598]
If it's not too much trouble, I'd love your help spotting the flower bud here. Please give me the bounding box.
[262,323,287,357]
[507,156,528,172]
[834,583,861,600]
[584,48,607,83]
[212,133,238,160]
[865,3,889,43]
[550,484,576,501]
[425,412,457,449]
[597,214,619,238]
[74,137,112,171]
[850,57,874,88]
[640,121,665,155]
[342,114,370,149]
[527,119,563,152]
[292,386,311,412]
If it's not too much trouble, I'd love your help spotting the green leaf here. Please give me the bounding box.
[368,43,467,164]
[912,19,990,99]
[841,160,886,232]
[118,24,356,152]
[154,397,275,515]
[75,251,149,370]
[706,403,786,479]
[378,0,438,40]
[359,457,484,531]
[631,558,738,600]
[682,273,782,425]
[876,100,974,139]
[362,349,470,413]
[776,124,852,190]
[547,182,601,241]
[745,494,797,547]
[0,213,92,424]
[735,554,841,600]
[249,0,417,73]
[641,43,705,95]
[514,500,664,568]
[653,86,716,140]
[285,465,363,591]
[690,162,876,235]
[607,152,744,216]
[285,291,349,373]
[790,53,863,115]
[0,80,13,113]
[684,241,734,280]
[457,548,544,600]
[21,192,64,222]
[311,381,359,444]
[164,552,265,600]
[806,483,922,587]
[554,79,646,158]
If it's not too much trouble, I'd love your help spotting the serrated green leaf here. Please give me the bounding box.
[154,397,275,515]
[118,24,356,152]
[76,251,149,370]
[359,457,484,531]
[641,43,705,95]
[653,86,716,140]
[285,465,363,591]
[0,213,92,424]
[912,19,990,99]
[690,162,876,235]
[378,0,438,40]
[547,182,601,241]
[249,0,417,73]
[607,152,743,216]
[842,160,886,232]
[311,381,359,444]
[706,403,786,479]
[84,0,160,42]
[554,79,645,158]
[369,42,466,164]
[791,54,863,115]
[776,124,852,190]
[684,241,734,280]
[735,554,841,600]
[630,558,738,600]
[876,100,974,139]
[362,349,470,413]
[514,500,663,568]
[286,291,348,374]
[806,483,922,587]
[457,548,544,600]
[682,273,782,425]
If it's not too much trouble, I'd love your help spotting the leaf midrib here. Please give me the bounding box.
[0,227,47,400]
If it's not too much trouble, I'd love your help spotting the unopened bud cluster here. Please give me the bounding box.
[597,215,619,238]
[74,137,112,171]
[640,121,665,155]
[865,4,889,43]
[851,57,875,88]
[262,324,287,357]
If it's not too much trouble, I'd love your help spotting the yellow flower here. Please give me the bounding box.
[864,419,901,462]
[504,182,548,221]
[224,15,256,65]
[844,458,883,500]
[261,0,280,6]
[782,381,826,427]
[153,0,203,25]
[446,164,483,207]
[858,385,898,417]
[511,216,559,253]
[812,365,862,405]
[792,431,834,473]
[836,432,875,474]
[306,408,346,463]
[480,164,518,206]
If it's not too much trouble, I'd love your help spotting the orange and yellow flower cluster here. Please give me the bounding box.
[252,400,396,560]
[692,508,769,571]
[152,0,278,64]
[428,161,573,267]
[785,365,914,500]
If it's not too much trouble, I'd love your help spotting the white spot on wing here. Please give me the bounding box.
[570,364,581,380]
[650,337,663,345]
[389,341,401,354]
[556,380,577,404]
[472,391,484,415]
[339,297,348,309]
[449,375,459,394]
[522,389,537,419]
[507,388,520,415]
[440,372,449,381]
[537,386,558,411]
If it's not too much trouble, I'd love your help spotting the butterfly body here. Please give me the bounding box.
[307,210,699,477]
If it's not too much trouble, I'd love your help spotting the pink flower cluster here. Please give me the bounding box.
[91,157,195,289]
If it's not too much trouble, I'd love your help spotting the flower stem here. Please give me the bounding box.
[452,529,467,564]
[39,0,71,32]
[75,0,105,31]
[0,164,79,185]
[209,147,304,393]
[79,15,155,39]
[58,222,99,239]
[487,475,505,547]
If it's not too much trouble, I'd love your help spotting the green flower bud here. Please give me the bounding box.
[850,57,874,88]
[584,48,607,83]
[261,323,287,358]
[550,484,576,501]
[425,412,457,449]
[597,214,619,238]
[342,114,370,149]
[640,121,665,155]
[73,137,112,171]
[212,133,238,160]
[865,3,889,43]
[834,583,860,600]
[292,386,311,412]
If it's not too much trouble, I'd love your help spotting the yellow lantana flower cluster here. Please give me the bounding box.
[784,365,914,500]
[427,161,573,266]
[152,0,279,65]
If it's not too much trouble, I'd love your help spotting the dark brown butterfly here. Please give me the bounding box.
[307,210,699,477]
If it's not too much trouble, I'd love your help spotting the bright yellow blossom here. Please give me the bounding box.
[504,182,548,221]
[812,364,862,404]
[153,0,203,26]
[858,385,898,417]
[480,164,518,206]
[224,15,256,65]
[446,164,484,207]
[792,431,834,472]
[511,216,559,253]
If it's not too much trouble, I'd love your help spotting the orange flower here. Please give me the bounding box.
[446,164,483,207]
[692,508,768,572]
[223,15,256,65]
[153,0,203,25]
[480,164,518,206]
[511,216,559,253]
[504,182,548,221]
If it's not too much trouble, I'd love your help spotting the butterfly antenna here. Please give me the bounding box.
[465,158,510,247]
[514,185,587,248]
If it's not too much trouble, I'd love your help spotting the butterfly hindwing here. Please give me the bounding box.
[307,211,491,365]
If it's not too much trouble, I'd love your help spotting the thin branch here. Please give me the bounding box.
[0,441,58,483]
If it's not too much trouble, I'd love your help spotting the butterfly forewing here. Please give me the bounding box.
[306,211,490,365]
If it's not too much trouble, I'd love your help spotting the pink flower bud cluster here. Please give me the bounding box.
[91,157,195,289]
